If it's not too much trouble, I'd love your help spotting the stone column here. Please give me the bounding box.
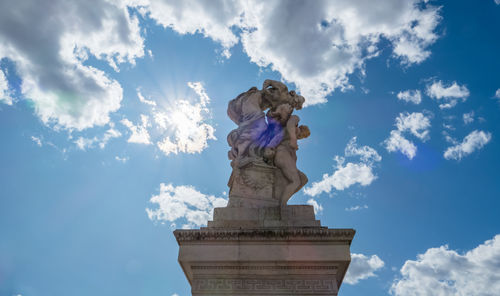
[174,205,355,296]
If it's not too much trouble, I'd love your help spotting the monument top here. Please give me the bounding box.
[174,81,355,295]
[226,79,310,209]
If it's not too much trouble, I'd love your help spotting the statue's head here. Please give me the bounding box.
[262,80,305,110]
[289,90,305,110]
[262,79,289,104]
[297,125,310,139]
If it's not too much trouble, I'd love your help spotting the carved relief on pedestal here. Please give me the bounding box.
[192,278,338,294]
[227,161,278,208]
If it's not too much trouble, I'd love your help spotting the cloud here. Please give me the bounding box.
[304,137,381,197]
[121,115,151,145]
[139,0,441,105]
[384,112,431,159]
[395,112,431,141]
[0,0,442,134]
[0,67,13,105]
[391,234,500,296]
[426,81,469,109]
[155,82,216,155]
[397,90,422,104]
[345,253,385,285]
[495,0,500,5]
[146,183,228,228]
[99,124,122,148]
[443,130,491,160]
[74,124,122,150]
[137,89,156,106]
[307,199,323,215]
[442,130,458,145]
[0,0,145,130]
[345,136,382,163]
[463,111,474,125]
[385,131,417,159]
[304,161,376,194]
[115,156,129,163]
[31,136,42,147]
[345,205,368,211]
[141,0,241,58]
[74,137,97,151]
[495,89,500,98]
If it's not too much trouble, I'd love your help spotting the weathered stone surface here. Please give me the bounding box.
[175,228,355,296]
[227,161,279,208]
[207,205,320,228]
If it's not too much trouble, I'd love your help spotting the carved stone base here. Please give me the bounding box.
[228,161,281,208]
[174,228,355,295]
[207,205,320,228]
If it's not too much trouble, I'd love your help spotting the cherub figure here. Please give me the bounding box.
[259,103,310,206]
[273,114,310,206]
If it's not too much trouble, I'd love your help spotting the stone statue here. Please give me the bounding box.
[176,81,355,296]
[226,80,309,208]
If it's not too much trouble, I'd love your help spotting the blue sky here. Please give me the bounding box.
[1,0,500,295]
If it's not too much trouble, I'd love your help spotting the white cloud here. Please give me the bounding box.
[395,112,431,141]
[463,111,474,125]
[304,159,377,197]
[0,68,13,105]
[345,205,368,211]
[391,234,500,296]
[155,82,216,155]
[384,112,431,159]
[99,125,122,148]
[443,123,455,131]
[137,89,156,106]
[345,253,385,285]
[397,90,422,104]
[0,0,145,130]
[141,0,241,58]
[121,114,151,145]
[73,124,122,150]
[495,0,500,5]
[384,130,417,159]
[305,138,380,197]
[307,199,323,215]
[306,162,376,194]
[443,130,491,160]
[442,130,458,145]
[345,137,382,163]
[0,0,442,133]
[115,156,129,163]
[495,89,500,98]
[426,81,469,109]
[31,136,42,147]
[139,0,441,105]
[146,183,228,228]
[74,136,97,151]
[242,1,441,104]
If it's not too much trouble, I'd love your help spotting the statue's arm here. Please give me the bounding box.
[287,115,299,150]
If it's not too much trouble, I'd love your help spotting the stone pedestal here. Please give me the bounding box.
[174,205,355,295]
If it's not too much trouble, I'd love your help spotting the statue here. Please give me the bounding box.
[176,80,355,296]
[226,80,309,208]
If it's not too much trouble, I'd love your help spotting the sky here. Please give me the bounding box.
[1,0,500,295]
